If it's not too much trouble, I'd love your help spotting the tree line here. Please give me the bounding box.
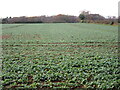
[2,14,79,24]
[1,11,118,25]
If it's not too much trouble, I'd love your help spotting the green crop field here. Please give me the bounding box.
[1,23,120,89]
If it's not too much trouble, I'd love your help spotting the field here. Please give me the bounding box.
[1,23,120,89]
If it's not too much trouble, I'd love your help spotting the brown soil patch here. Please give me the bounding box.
[0,35,11,39]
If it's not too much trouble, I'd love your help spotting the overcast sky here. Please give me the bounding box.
[0,0,119,18]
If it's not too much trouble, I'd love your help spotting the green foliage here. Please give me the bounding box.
[2,23,119,89]
[79,14,85,20]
